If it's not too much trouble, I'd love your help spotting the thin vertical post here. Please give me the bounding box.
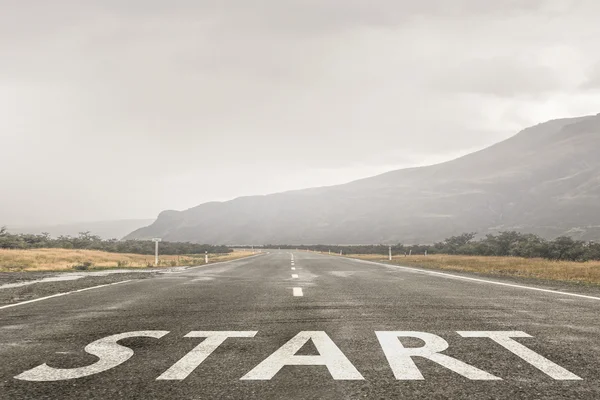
[155,241,159,266]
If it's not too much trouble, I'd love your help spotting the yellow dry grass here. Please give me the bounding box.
[342,254,600,285]
[0,248,254,272]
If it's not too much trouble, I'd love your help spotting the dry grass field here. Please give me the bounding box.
[0,248,254,272]
[341,253,600,285]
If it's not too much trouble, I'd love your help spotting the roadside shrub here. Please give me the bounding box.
[73,261,93,271]
[267,231,600,262]
[0,228,232,256]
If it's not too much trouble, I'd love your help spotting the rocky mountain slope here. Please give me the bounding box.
[125,114,600,244]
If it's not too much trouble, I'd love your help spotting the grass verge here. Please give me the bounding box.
[340,254,600,286]
[0,248,255,272]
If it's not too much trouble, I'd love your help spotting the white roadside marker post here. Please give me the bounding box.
[205,251,208,264]
[152,238,162,266]
[389,246,392,261]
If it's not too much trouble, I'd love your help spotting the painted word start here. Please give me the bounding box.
[15,331,581,382]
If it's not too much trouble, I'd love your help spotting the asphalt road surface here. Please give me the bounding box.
[1,251,599,399]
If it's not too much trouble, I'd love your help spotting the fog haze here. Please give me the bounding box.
[2,1,600,225]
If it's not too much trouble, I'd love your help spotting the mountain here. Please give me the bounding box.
[125,114,600,244]
[9,219,155,240]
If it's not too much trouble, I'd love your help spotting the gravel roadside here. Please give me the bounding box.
[0,269,167,307]
[0,253,261,308]
[348,257,600,297]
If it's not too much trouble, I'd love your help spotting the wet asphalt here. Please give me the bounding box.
[1,251,599,399]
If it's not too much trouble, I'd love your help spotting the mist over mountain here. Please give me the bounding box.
[126,114,600,244]
[10,219,154,240]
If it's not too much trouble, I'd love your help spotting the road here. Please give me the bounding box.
[1,251,599,399]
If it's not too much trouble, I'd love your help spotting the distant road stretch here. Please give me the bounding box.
[1,251,599,399]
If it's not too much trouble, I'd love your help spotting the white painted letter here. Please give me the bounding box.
[241,331,364,380]
[15,331,169,381]
[457,331,581,380]
[157,331,257,380]
[376,331,500,380]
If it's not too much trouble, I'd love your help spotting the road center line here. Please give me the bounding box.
[293,287,303,297]
[0,280,133,311]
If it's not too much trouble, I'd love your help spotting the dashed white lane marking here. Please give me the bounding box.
[293,287,303,297]
[291,267,296,270]
[292,274,299,279]
[0,280,133,311]
[346,257,600,301]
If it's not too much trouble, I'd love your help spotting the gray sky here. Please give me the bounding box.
[2,0,600,225]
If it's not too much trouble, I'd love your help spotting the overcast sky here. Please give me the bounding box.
[2,0,600,225]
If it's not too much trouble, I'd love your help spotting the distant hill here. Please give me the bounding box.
[9,219,154,240]
[125,114,600,244]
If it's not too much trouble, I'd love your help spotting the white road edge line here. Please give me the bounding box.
[0,280,133,311]
[0,253,267,311]
[293,287,303,297]
[345,257,600,301]
[173,253,265,274]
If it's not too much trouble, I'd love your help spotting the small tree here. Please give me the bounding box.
[443,232,477,254]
